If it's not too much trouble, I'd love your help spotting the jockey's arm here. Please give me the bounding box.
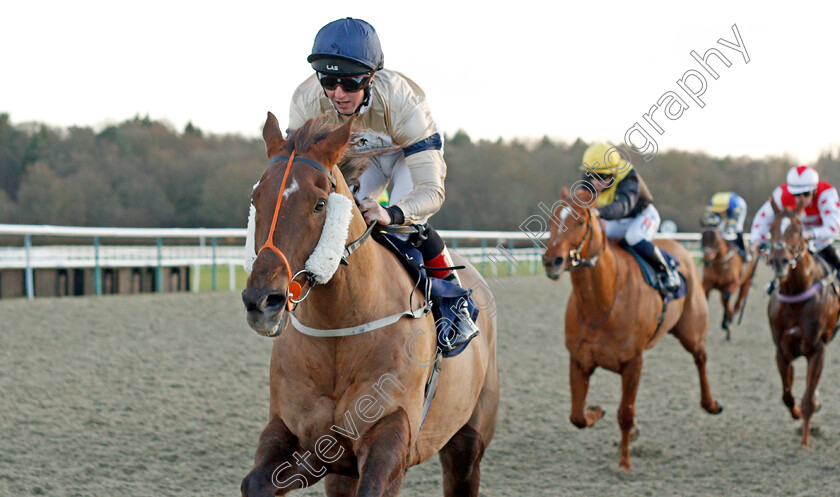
[749,197,775,249]
[804,186,840,242]
[598,170,640,220]
[388,77,446,225]
[391,146,446,225]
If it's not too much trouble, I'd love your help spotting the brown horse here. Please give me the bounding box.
[700,227,750,340]
[542,187,723,470]
[767,208,839,446]
[240,114,499,497]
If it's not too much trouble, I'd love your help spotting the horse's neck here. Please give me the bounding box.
[781,253,820,292]
[569,226,617,317]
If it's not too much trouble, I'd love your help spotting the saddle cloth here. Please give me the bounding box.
[621,241,688,303]
[376,232,479,358]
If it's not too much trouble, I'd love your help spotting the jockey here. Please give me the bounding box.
[289,17,478,350]
[702,192,749,260]
[580,143,681,293]
[750,165,840,277]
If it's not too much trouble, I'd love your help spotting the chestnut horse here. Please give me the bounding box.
[542,187,723,470]
[700,227,750,340]
[240,114,498,497]
[767,208,839,446]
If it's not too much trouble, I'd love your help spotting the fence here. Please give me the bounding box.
[0,224,702,299]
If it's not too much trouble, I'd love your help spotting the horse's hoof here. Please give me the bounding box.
[618,459,632,471]
[586,405,605,416]
[791,406,802,420]
[584,405,605,426]
[704,401,724,415]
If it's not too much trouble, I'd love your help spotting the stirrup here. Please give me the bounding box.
[659,270,680,292]
[765,280,777,295]
[441,302,480,352]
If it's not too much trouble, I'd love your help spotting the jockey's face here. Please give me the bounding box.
[793,190,814,209]
[324,84,365,116]
[586,172,614,192]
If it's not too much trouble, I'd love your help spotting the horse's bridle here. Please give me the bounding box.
[701,229,735,268]
[257,151,375,311]
[771,221,807,271]
[566,208,606,270]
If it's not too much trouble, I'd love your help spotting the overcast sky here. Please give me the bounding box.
[3,0,838,163]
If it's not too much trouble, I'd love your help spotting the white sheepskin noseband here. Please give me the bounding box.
[305,193,353,283]
[244,191,354,285]
[244,181,260,273]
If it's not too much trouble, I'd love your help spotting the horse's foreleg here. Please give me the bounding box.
[355,408,410,497]
[800,344,826,446]
[732,274,750,318]
[242,415,314,497]
[720,289,734,336]
[569,359,603,429]
[617,356,643,471]
[776,351,800,419]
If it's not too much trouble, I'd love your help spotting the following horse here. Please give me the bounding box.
[542,187,723,470]
[240,114,499,496]
[700,226,750,340]
[766,207,839,446]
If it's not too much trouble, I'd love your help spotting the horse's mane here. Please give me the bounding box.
[284,116,400,188]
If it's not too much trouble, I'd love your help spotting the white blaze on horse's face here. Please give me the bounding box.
[549,207,574,248]
[779,217,792,238]
[282,179,299,200]
[559,206,573,223]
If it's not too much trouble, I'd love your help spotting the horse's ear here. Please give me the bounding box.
[310,117,354,170]
[262,112,285,157]
[770,196,781,216]
[560,186,570,199]
[575,187,595,207]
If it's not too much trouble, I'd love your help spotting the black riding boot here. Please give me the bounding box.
[734,232,750,261]
[632,240,680,294]
[819,245,840,278]
[440,270,480,352]
[412,224,480,352]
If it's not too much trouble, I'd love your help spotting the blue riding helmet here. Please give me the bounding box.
[308,17,384,75]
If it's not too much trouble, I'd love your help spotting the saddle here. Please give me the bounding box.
[372,229,479,358]
[620,241,688,304]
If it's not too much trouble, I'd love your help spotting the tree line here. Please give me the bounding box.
[1,113,838,232]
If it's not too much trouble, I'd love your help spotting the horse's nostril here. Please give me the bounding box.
[261,293,287,312]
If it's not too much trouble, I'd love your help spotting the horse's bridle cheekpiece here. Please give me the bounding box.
[251,150,407,335]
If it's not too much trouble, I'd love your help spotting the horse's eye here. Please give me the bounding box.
[314,199,326,213]
[577,221,585,226]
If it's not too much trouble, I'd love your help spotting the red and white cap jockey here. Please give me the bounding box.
[750,166,840,251]
[786,165,819,194]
